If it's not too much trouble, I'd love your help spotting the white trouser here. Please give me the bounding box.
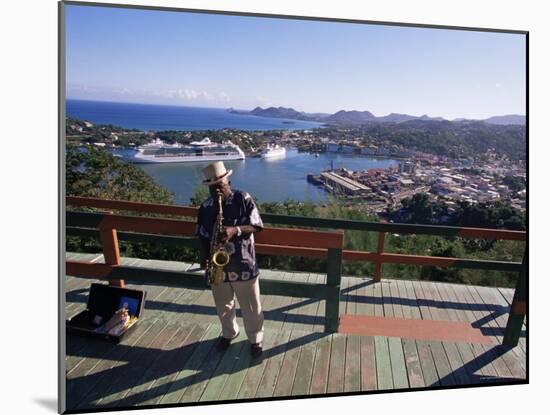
[211,277,264,344]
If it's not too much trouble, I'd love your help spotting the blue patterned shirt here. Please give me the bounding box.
[196,190,264,282]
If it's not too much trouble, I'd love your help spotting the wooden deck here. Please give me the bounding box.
[64,252,527,411]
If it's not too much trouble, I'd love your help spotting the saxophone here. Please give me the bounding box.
[208,194,231,286]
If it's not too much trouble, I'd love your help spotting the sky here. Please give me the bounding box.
[65,4,526,120]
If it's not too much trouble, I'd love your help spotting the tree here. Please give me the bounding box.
[66,145,173,203]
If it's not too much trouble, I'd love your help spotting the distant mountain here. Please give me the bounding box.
[326,110,377,124]
[483,115,526,126]
[418,114,446,122]
[250,106,301,119]
[228,107,525,126]
[228,106,327,121]
[377,113,418,123]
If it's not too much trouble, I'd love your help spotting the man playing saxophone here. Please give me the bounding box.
[196,161,265,357]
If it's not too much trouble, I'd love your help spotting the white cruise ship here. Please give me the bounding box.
[260,144,286,159]
[115,137,245,163]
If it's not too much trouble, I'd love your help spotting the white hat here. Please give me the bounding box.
[202,161,233,185]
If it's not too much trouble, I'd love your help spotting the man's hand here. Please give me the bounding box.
[221,226,238,242]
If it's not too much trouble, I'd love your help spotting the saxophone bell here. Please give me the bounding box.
[212,249,230,267]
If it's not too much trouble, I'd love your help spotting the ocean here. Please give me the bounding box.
[66,99,324,131]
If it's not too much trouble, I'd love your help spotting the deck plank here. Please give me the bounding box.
[199,331,248,402]
[259,276,282,331]
[291,330,318,396]
[298,273,320,332]
[413,280,432,320]
[313,273,326,332]
[441,341,471,385]
[340,276,349,316]
[435,283,460,322]
[402,338,425,388]
[364,278,375,317]
[344,334,361,393]
[374,336,393,390]
[254,329,293,398]
[177,329,230,403]
[217,333,254,401]
[415,340,439,387]
[432,280,452,320]
[311,273,325,331]
[327,333,346,393]
[388,337,409,389]
[396,279,411,319]
[309,334,332,395]
[281,273,306,332]
[421,281,445,321]
[428,341,455,386]
[381,281,394,318]
[373,279,384,317]
[349,277,359,316]
[454,342,484,384]
[360,336,377,391]
[158,324,220,405]
[405,279,422,320]
[272,329,307,397]
[390,280,404,318]
[355,278,369,317]
[271,272,297,332]
[446,283,501,380]
[236,328,280,399]
[136,323,211,406]
[441,283,470,323]
[441,283,498,381]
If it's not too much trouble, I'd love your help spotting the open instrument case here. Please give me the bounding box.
[66,283,147,343]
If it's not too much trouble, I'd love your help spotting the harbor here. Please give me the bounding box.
[126,148,398,205]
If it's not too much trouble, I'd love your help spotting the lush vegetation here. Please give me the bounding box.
[320,121,526,160]
[503,175,526,193]
[66,146,525,288]
[388,193,526,230]
[66,144,173,203]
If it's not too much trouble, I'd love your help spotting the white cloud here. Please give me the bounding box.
[67,83,232,106]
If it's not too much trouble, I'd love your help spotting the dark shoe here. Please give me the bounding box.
[250,342,263,358]
[217,332,239,351]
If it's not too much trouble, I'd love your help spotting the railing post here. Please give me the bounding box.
[503,250,527,347]
[325,247,343,333]
[374,225,386,283]
[99,212,124,287]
